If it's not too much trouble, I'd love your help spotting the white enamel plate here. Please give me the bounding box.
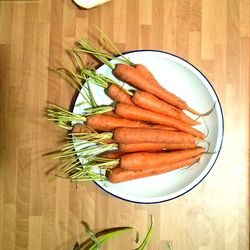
[73,50,224,204]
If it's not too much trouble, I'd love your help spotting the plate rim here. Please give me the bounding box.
[75,49,225,204]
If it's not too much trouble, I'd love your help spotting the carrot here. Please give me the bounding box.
[71,128,197,156]
[48,103,178,133]
[107,84,134,105]
[132,91,200,126]
[142,125,177,131]
[85,114,147,131]
[80,68,135,106]
[113,64,188,110]
[97,142,196,156]
[108,83,199,126]
[102,79,199,126]
[120,147,205,170]
[71,124,94,133]
[113,127,197,144]
[118,142,197,152]
[134,64,160,88]
[78,40,206,115]
[108,156,200,183]
[103,110,120,117]
[72,122,176,135]
[100,151,125,159]
[115,103,205,139]
[84,114,176,132]
[80,66,203,120]
[114,64,212,116]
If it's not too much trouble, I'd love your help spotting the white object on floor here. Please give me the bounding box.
[73,0,110,9]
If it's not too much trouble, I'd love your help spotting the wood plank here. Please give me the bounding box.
[0,0,249,249]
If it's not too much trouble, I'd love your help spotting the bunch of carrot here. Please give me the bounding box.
[47,36,210,184]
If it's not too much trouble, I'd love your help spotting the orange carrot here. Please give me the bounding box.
[72,122,176,134]
[115,103,205,139]
[99,142,196,156]
[134,64,160,88]
[103,110,120,117]
[120,147,205,170]
[72,127,197,153]
[143,125,177,131]
[108,156,200,183]
[118,142,197,152]
[83,114,176,132]
[107,84,134,105]
[113,127,197,144]
[86,114,148,131]
[132,91,200,126]
[71,124,93,133]
[100,151,125,159]
[113,64,188,110]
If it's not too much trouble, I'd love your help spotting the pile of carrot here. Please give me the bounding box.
[48,38,211,184]
[67,60,209,184]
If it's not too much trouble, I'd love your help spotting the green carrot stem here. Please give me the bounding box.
[81,68,111,88]
[72,132,113,143]
[70,172,107,182]
[83,159,119,169]
[49,66,98,108]
[135,215,154,250]
[47,104,86,129]
[86,81,97,107]
[84,106,113,116]
[77,39,115,69]
[52,156,113,182]
[70,48,84,70]
[87,227,134,250]
[48,143,118,160]
[80,67,134,96]
[95,26,134,66]
[47,104,113,129]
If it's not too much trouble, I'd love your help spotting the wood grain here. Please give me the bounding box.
[0,0,249,249]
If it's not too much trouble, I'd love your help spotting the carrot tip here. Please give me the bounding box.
[187,102,216,116]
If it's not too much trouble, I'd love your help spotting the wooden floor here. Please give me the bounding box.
[0,0,249,249]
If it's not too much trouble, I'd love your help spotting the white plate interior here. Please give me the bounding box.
[73,50,224,204]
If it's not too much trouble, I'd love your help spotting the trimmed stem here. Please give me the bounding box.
[51,154,119,182]
[76,36,134,70]
[47,104,86,129]
[47,141,118,160]
[87,227,134,250]
[84,106,114,116]
[80,67,134,96]
[77,39,115,69]
[71,132,113,143]
[135,215,155,250]
[95,26,134,66]
[47,104,113,129]
[49,67,94,107]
